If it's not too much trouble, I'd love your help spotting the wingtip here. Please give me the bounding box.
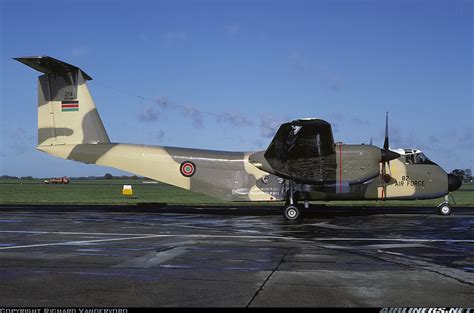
[14,55,47,60]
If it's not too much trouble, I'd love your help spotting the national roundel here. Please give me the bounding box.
[180,161,196,177]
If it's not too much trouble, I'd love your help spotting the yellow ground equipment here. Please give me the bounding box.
[122,185,133,196]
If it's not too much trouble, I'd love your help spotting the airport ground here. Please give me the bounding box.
[0,204,473,307]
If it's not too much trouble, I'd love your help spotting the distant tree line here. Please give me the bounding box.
[1,175,34,180]
[451,169,473,183]
[102,173,141,180]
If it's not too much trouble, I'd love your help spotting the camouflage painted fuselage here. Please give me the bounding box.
[38,143,448,202]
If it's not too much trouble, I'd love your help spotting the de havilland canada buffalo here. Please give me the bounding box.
[14,56,462,220]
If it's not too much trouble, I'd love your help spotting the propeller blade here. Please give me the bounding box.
[379,112,397,201]
[382,161,389,200]
[383,112,389,150]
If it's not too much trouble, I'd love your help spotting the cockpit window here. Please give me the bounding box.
[405,152,429,164]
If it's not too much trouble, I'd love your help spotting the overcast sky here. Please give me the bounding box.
[1,0,472,177]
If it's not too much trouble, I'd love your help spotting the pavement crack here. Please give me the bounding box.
[318,243,474,287]
[375,251,474,287]
[245,250,290,307]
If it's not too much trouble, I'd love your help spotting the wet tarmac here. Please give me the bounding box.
[0,205,473,307]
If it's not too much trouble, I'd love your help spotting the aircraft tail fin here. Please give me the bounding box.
[14,56,110,146]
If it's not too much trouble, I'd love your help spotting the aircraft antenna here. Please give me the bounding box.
[139,96,144,147]
[95,81,230,120]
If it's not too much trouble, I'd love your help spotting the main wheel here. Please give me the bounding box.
[284,205,300,221]
[438,203,452,216]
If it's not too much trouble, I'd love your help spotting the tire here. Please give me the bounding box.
[438,203,451,216]
[284,205,300,221]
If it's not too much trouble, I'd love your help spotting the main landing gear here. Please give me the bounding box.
[283,181,309,221]
[437,194,452,216]
[284,205,300,220]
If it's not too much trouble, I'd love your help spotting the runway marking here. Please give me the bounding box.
[0,233,298,250]
[171,224,216,230]
[322,243,426,250]
[1,231,473,251]
[306,222,355,230]
[0,234,171,250]
[311,238,474,243]
[0,230,159,236]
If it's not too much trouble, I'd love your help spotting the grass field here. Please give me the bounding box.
[0,178,472,207]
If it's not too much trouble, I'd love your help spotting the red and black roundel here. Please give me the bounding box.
[180,161,196,177]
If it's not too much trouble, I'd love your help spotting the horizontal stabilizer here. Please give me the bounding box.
[14,56,92,80]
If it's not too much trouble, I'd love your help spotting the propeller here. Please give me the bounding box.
[380,112,400,199]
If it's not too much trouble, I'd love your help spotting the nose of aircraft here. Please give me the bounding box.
[448,174,462,192]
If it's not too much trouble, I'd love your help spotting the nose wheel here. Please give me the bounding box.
[438,203,451,216]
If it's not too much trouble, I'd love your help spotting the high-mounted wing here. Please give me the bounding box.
[264,119,337,184]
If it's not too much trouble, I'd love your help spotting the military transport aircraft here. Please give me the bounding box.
[14,56,462,220]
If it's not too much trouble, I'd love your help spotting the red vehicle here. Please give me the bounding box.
[44,176,70,184]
